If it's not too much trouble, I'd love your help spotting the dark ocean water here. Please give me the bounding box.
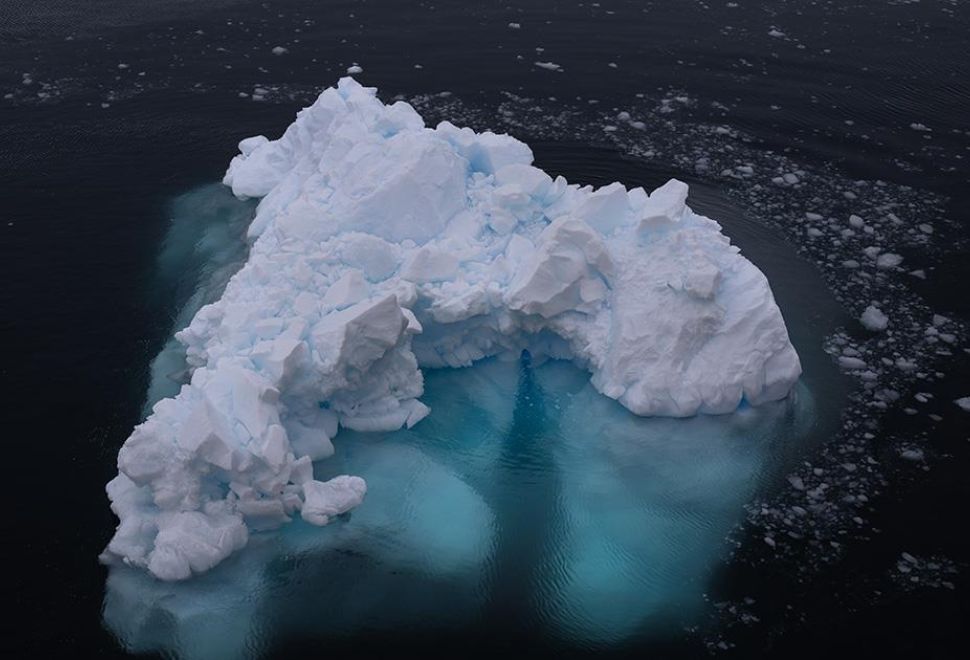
[2,1,968,658]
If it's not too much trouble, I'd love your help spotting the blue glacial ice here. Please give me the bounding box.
[102,77,801,582]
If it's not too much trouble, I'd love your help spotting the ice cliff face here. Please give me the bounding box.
[102,77,801,580]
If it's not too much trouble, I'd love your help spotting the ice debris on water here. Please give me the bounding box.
[102,78,802,580]
[860,305,889,332]
[891,553,958,591]
[534,61,562,71]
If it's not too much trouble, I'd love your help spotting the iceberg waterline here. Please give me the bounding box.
[102,77,801,580]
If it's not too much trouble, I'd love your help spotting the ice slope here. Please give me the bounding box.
[102,77,801,580]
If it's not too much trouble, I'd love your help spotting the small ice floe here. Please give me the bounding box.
[271,46,288,56]
[347,64,363,74]
[876,252,903,269]
[838,356,867,370]
[955,397,970,413]
[860,305,889,332]
[534,61,562,71]
[899,448,924,462]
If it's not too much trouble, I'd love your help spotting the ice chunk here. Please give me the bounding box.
[575,181,631,234]
[321,270,369,309]
[860,305,889,332]
[838,356,867,370]
[301,475,367,525]
[105,78,801,579]
[147,508,248,581]
[506,216,613,318]
[876,252,903,269]
[402,246,460,283]
[637,178,689,236]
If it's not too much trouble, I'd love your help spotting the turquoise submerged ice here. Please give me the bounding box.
[104,358,813,657]
[102,77,801,582]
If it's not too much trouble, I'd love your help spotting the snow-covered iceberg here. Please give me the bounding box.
[102,77,801,580]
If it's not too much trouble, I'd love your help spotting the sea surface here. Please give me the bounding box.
[2,1,968,658]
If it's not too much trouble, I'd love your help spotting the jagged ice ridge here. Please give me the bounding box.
[102,78,801,580]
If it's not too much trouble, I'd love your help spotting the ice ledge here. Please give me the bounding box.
[103,77,801,580]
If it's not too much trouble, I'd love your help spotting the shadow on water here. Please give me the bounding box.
[477,350,565,635]
[102,165,847,658]
[141,184,255,413]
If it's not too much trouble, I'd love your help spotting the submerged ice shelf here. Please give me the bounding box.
[103,77,801,581]
[104,358,814,658]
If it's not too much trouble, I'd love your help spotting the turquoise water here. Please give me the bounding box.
[104,356,814,658]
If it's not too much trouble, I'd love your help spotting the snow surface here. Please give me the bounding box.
[102,77,801,580]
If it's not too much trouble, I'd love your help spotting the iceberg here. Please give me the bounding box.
[102,77,801,580]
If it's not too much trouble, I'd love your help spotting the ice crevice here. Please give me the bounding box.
[102,77,801,580]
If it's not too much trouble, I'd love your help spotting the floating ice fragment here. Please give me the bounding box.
[301,475,367,525]
[860,305,889,332]
[876,252,903,269]
[838,356,867,370]
[900,449,924,462]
